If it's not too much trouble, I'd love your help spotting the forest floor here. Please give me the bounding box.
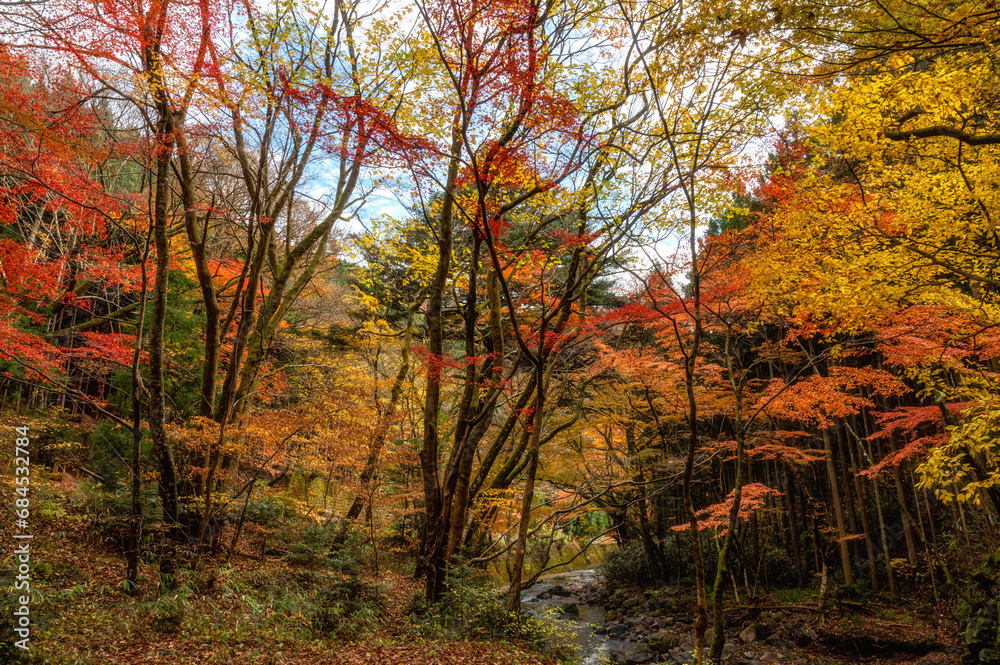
[4,473,968,665]
[13,518,552,665]
[3,474,554,665]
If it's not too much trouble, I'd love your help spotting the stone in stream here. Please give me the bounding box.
[559,602,579,616]
[548,584,571,596]
[648,630,679,652]
[608,623,628,637]
[623,647,654,664]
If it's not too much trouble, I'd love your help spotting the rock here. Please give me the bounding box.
[764,635,786,649]
[608,623,628,637]
[967,612,996,647]
[608,648,628,664]
[979,647,1000,663]
[642,616,655,627]
[915,652,948,665]
[609,646,654,664]
[705,628,715,646]
[669,646,694,664]
[549,584,571,596]
[606,609,619,622]
[740,625,758,643]
[649,630,680,652]
[595,625,607,635]
[560,602,579,616]
[783,619,816,647]
[722,641,738,660]
[626,617,642,628]
[795,626,817,647]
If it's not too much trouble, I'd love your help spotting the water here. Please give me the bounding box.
[520,568,648,665]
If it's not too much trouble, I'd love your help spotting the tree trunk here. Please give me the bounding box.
[508,360,545,613]
[418,124,462,603]
[148,109,180,587]
[126,234,150,593]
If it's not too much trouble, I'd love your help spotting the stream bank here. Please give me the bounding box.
[521,569,959,665]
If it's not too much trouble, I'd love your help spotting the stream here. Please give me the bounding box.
[520,569,955,665]
[521,568,660,665]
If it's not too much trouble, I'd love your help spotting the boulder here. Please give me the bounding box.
[649,630,680,652]
[783,619,816,647]
[608,623,628,637]
[764,635,786,649]
[967,612,996,647]
[979,647,1000,663]
[795,626,817,647]
[626,650,654,665]
[609,646,654,664]
[623,596,643,611]
[669,646,694,664]
[559,602,579,616]
[740,624,758,643]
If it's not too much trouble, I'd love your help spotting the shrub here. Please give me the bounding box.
[88,487,159,557]
[600,542,652,586]
[310,577,384,639]
[238,494,293,527]
[281,523,370,573]
[283,525,334,568]
[415,564,547,645]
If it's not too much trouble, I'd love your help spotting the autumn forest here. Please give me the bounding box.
[1,0,999,664]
